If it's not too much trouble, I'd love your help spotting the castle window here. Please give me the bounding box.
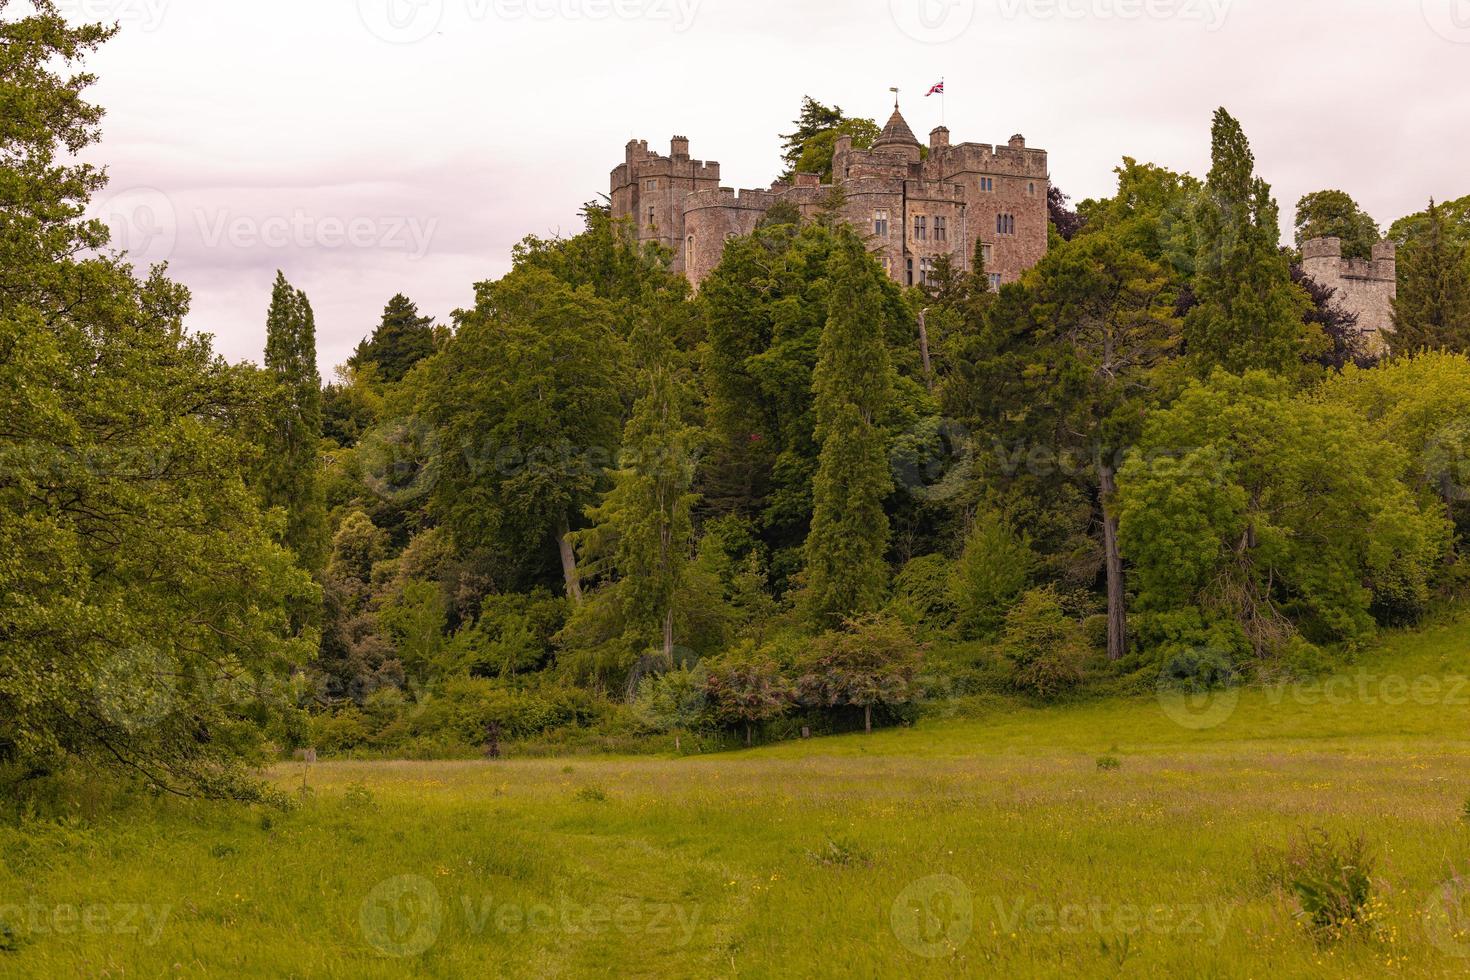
[647,206,656,229]
[645,179,658,191]
[997,213,1014,235]
[982,244,993,265]
[980,177,994,192]
[1028,182,1036,195]
[934,216,947,242]
[906,258,914,286]
[874,209,889,238]
[919,257,935,286]
[989,272,1002,291]
[687,235,694,259]
[914,215,927,241]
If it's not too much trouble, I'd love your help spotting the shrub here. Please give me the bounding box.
[999,587,1086,698]
[704,650,796,747]
[1096,755,1121,771]
[632,665,711,735]
[797,615,924,733]
[340,782,378,812]
[889,554,957,639]
[573,786,608,803]
[311,709,372,752]
[950,509,1036,640]
[1258,829,1374,937]
[807,837,870,867]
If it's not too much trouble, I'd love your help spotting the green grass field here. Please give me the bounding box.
[7,616,1470,977]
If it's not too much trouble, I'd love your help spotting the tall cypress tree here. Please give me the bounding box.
[262,271,327,577]
[1392,199,1470,353]
[804,230,895,627]
[1185,109,1311,375]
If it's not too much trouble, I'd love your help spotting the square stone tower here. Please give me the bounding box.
[1301,236,1398,352]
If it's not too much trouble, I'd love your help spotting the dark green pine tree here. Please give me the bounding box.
[1185,109,1311,375]
[804,230,895,628]
[348,293,436,384]
[262,271,328,578]
[1392,199,1470,354]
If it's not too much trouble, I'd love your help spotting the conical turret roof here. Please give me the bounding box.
[872,105,920,149]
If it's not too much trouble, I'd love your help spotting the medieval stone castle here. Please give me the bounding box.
[611,101,1049,291]
[610,99,1397,346]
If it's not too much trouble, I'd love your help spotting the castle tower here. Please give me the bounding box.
[608,136,721,275]
[1302,236,1398,351]
[870,104,923,165]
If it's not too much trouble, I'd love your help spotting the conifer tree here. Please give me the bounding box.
[262,271,328,577]
[580,335,699,665]
[348,293,436,384]
[804,230,895,627]
[1185,109,1312,375]
[1392,199,1470,353]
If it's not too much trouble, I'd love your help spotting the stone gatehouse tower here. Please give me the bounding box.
[610,102,1050,290]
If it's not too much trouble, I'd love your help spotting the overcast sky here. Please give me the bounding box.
[64,0,1470,374]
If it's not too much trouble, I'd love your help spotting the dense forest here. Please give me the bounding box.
[7,4,1470,799]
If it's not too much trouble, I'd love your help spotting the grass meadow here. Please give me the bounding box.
[7,616,1470,976]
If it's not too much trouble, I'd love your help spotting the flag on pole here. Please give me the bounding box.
[926,81,945,96]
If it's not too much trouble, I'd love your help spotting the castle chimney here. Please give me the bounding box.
[670,135,690,160]
[1008,134,1026,149]
[930,126,950,150]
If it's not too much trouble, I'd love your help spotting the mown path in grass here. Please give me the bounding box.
[5,615,1470,977]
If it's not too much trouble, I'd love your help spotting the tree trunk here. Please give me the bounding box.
[1099,462,1127,662]
[555,513,583,606]
[864,704,872,734]
[744,723,752,748]
[662,608,675,668]
[917,308,935,393]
